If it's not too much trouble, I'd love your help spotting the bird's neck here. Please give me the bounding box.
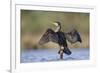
[55,25,61,32]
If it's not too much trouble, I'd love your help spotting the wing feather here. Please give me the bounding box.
[39,28,58,45]
[64,29,82,43]
[64,32,78,43]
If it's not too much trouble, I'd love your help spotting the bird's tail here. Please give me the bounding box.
[63,47,72,55]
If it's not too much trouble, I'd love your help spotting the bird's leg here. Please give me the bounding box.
[58,46,63,54]
[59,46,64,59]
[58,46,64,59]
[58,46,61,54]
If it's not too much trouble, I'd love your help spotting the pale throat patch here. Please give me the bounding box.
[55,26,60,32]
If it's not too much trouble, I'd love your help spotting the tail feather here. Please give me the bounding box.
[63,47,72,55]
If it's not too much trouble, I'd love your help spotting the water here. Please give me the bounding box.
[20,48,89,63]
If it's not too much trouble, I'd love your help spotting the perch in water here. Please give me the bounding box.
[39,21,82,59]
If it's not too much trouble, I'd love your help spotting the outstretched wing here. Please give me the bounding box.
[39,28,58,45]
[64,29,82,43]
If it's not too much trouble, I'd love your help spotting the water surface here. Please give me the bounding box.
[20,48,89,63]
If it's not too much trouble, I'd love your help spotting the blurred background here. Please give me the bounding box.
[21,10,89,50]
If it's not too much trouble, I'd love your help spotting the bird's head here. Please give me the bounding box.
[53,21,61,27]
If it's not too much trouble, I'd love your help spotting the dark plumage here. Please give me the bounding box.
[39,22,82,56]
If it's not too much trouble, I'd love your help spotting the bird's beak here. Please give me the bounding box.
[53,23,58,26]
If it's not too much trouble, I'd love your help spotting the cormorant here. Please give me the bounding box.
[39,22,82,59]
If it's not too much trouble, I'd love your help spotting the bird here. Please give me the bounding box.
[39,21,82,56]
